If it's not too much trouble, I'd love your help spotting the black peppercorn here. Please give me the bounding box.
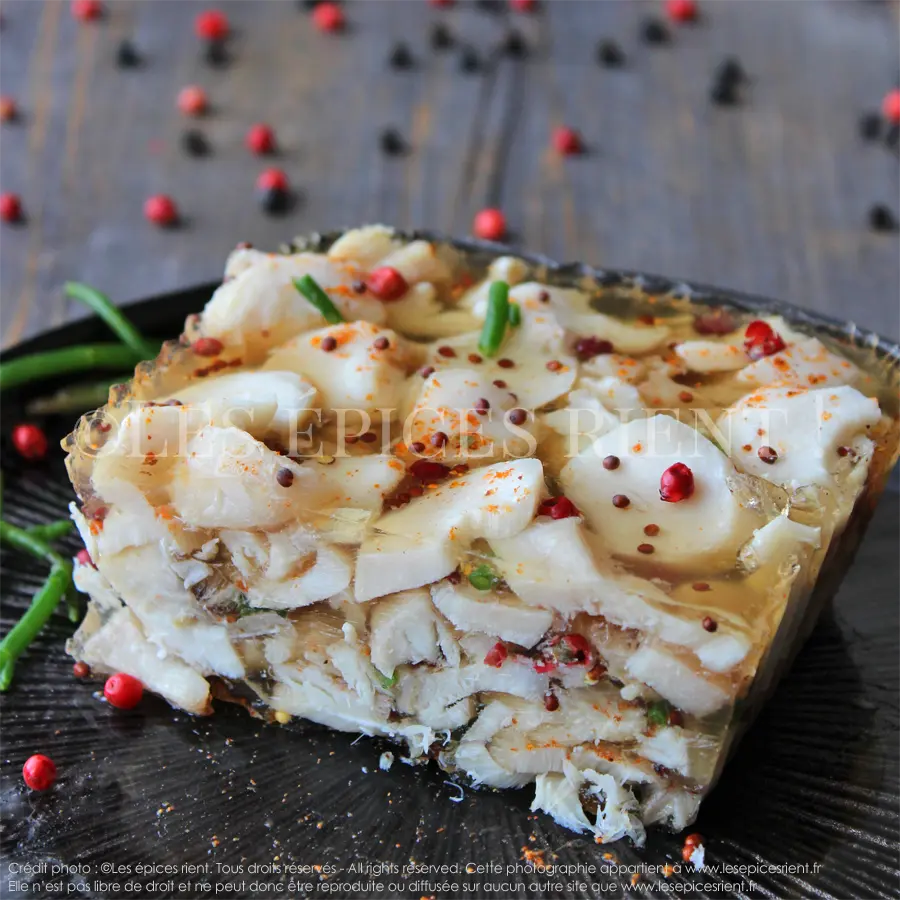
[116,39,141,68]
[388,42,414,70]
[181,129,211,157]
[596,39,624,67]
[379,128,406,156]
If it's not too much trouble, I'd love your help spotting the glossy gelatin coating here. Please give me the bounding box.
[63,226,900,844]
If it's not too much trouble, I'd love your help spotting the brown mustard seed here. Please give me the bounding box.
[538,290,550,303]
[702,616,718,632]
[497,358,515,368]
[352,281,367,294]
[419,365,435,378]
[474,397,491,414]
[643,523,660,536]
[468,352,483,364]
[602,455,620,470]
[543,692,559,712]
[837,445,851,457]
[431,431,448,448]
[437,345,457,358]
[667,708,684,728]
[361,431,378,443]
[692,582,711,592]
[409,441,426,454]
[757,445,778,464]
[276,467,294,488]
[612,494,630,509]
[492,379,507,388]
[373,336,390,350]
[637,543,655,554]
[321,336,338,352]
[507,408,527,426]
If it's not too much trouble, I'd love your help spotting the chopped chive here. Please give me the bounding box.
[374,668,397,689]
[468,563,499,591]
[647,699,671,727]
[478,281,510,358]
[0,344,142,392]
[64,282,159,358]
[508,302,522,327]
[293,275,344,324]
[26,378,124,416]
[26,520,74,542]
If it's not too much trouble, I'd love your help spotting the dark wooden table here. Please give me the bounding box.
[1,0,898,348]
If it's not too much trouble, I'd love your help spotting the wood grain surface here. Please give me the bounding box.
[1,0,898,348]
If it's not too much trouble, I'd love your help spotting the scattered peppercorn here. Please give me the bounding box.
[76,548,94,568]
[612,494,630,509]
[409,441,426,454]
[882,88,900,124]
[507,408,527,426]
[177,84,208,117]
[104,672,144,709]
[546,360,562,372]
[256,168,291,215]
[312,2,344,32]
[409,458,450,481]
[361,431,378,443]
[553,126,583,156]
[437,345,457,358]
[744,320,786,359]
[352,280,367,294]
[757,445,778,464]
[492,379,507,388]
[379,128,406,156]
[22,754,57,791]
[73,661,90,678]
[418,365,435,378]
[503,30,527,58]
[659,462,694,502]
[12,423,48,460]
[667,708,685,727]
[643,523,660,536]
[192,336,223,356]
[430,23,453,50]
[246,123,276,155]
[430,431,449,448]
[868,204,898,232]
[575,336,614,360]
[373,336,390,350]
[596,39,624,67]
[837,445,852,457]
[666,0,697,22]
[0,193,23,223]
[692,582,711,592]
[509,0,536,10]
[204,39,229,68]
[181,129,211,157]
[468,353,483,364]
[388,42,414,70]
[859,112,882,142]
[640,17,669,44]
[602,455,620,470]
[71,0,103,22]
[693,308,736,335]
[544,691,559,712]
[320,336,337,352]
[0,96,16,122]
[276,467,295,488]
[497,357,515,368]
[144,194,178,227]
[195,9,229,40]
[702,616,718,632]
[459,46,481,74]
[885,123,900,150]
[637,543,655,554]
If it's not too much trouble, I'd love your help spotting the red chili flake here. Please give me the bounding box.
[177,85,208,117]
[492,379,507,388]
[409,441,426,454]
[543,691,559,712]
[321,335,337,352]
[276,467,294,488]
[71,0,103,22]
[667,708,684,728]
[484,642,508,668]
[12,423,48,460]
[678,390,693,403]
[104,672,144,709]
[91,506,109,522]
[144,194,178,227]
[743,319,786,360]
[468,353,483,364]
[538,496,580,520]
[73,661,91,678]
[666,0,698,22]
[637,314,656,325]
[192,336,223,357]
[637,543,654,554]
[534,657,557,674]
[367,267,409,301]
[612,494,630,509]
[256,168,289,192]
[558,633,591,666]
[246,123,276,155]
[883,88,900,124]
[22,754,57,791]
[546,360,562,372]
[692,582,711,592]
[552,126,583,156]
[0,192,22,223]
[693,309,736,335]
[681,833,703,862]
[472,207,506,241]
[312,2,345,32]
[446,569,462,584]
[702,616,718,633]
[574,336,614,360]
[418,365,436,378]
[659,462,694,503]
[0,96,17,121]
[497,358,515,369]
[757,445,778,464]
[437,345,457,358]
[643,523,660,536]
[195,9,229,40]
[507,408,527,426]
[602,455,620,470]
[373,336,390,350]
[430,431,448,448]
[409,459,450,481]
[76,548,94,568]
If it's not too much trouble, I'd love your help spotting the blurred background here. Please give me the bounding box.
[0,0,897,347]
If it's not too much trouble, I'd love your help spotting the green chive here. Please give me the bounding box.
[0,344,142,392]
[508,302,522,327]
[26,519,74,542]
[647,700,671,727]
[468,563,499,591]
[374,669,397,689]
[26,378,125,416]
[293,275,344,324]
[64,282,158,358]
[478,281,510,358]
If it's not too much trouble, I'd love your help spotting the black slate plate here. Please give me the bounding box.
[1,251,899,900]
